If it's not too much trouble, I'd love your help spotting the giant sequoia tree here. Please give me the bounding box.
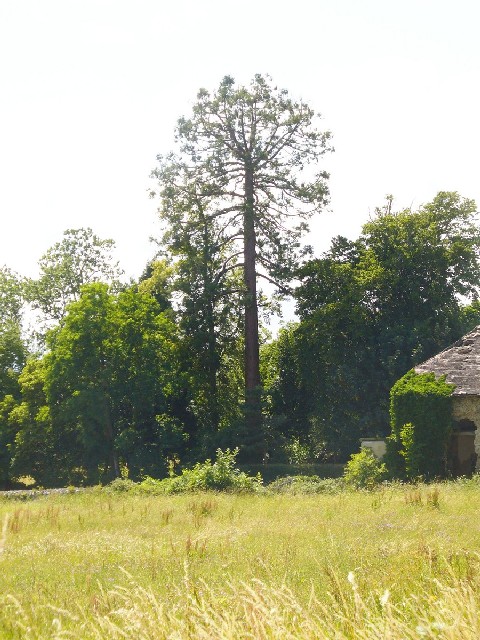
[153,75,332,454]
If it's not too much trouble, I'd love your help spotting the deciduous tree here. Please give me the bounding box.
[44,284,185,482]
[0,267,27,399]
[152,161,244,447]
[274,192,480,458]
[26,228,123,323]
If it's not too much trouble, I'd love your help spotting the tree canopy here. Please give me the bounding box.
[26,228,123,323]
[268,192,480,459]
[0,267,27,400]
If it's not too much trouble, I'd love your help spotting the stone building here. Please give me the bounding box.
[415,326,480,476]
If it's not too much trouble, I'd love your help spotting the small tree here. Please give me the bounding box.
[344,448,386,489]
[388,370,455,479]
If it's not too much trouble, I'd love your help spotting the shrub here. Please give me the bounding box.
[162,448,262,493]
[267,475,343,495]
[388,370,455,479]
[284,437,310,464]
[383,434,406,479]
[238,463,344,484]
[343,449,386,489]
[104,449,263,495]
[103,478,137,493]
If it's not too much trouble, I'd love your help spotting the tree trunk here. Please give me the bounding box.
[201,216,220,432]
[206,294,220,430]
[242,166,263,460]
[202,217,220,432]
[103,396,120,479]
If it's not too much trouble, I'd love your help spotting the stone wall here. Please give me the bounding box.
[359,438,387,460]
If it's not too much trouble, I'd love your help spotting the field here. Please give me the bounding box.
[1,481,480,638]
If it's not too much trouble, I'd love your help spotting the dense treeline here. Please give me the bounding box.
[1,76,480,487]
[263,192,480,461]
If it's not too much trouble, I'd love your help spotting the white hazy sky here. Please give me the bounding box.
[1,0,479,281]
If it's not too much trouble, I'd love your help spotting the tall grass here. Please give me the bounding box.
[2,564,480,638]
[0,480,479,638]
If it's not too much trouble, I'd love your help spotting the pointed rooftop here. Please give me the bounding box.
[415,326,480,395]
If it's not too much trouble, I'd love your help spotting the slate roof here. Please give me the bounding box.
[415,326,480,396]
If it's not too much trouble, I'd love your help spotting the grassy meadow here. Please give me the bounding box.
[1,481,480,638]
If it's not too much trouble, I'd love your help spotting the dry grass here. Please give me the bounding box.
[0,480,479,638]
[2,566,480,639]
[0,512,8,555]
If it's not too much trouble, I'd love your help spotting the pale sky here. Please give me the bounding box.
[1,0,479,283]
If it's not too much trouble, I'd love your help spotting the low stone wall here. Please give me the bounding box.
[0,488,84,501]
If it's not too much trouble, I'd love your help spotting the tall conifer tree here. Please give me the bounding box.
[153,75,332,458]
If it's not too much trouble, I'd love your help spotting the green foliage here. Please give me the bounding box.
[262,325,310,441]
[383,434,406,479]
[457,299,480,334]
[0,267,27,402]
[1,357,84,488]
[343,448,387,489]
[105,449,262,494]
[157,448,262,493]
[137,259,175,315]
[399,422,422,478]
[277,192,480,460]
[26,228,123,324]
[0,266,24,322]
[3,168,480,486]
[388,370,455,479]
[0,320,27,399]
[4,283,189,486]
[264,321,367,460]
[267,475,343,494]
[283,437,311,464]
[102,477,137,493]
[237,463,345,484]
[152,152,245,443]
[0,394,17,487]
[166,73,332,288]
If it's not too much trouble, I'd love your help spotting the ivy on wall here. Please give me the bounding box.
[386,370,455,479]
